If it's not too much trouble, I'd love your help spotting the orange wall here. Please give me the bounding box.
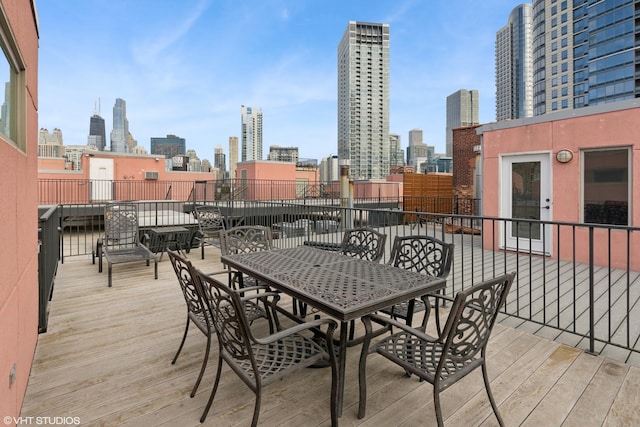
[0,0,40,420]
[482,104,640,270]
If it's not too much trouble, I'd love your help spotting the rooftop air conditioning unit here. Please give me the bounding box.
[144,171,159,180]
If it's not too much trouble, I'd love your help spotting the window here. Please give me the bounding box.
[0,11,25,152]
[583,148,630,225]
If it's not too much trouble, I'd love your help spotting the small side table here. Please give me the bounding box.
[150,226,189,261]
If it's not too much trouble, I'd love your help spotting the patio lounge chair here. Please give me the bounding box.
[98,203,157,287]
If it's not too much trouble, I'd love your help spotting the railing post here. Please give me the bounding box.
[588,226,595,354]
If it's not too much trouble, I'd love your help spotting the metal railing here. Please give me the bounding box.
[40,196,640,363]
[38,205,61,333]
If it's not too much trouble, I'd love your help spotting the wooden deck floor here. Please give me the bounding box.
[22,247,640,426]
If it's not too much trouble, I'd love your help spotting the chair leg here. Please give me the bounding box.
[200,356,223,422]
[172,318,190,364]
[153,259,158,279]
[191,331,211,398]
[108,264,112,287]
[433,387,444,427]
[482,362,505,427]
[250,394,261,427]
[201,242,205,260]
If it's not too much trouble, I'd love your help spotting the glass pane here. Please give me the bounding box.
[511,161,541,239]
[583,149,628,225]
[0,52,11,139]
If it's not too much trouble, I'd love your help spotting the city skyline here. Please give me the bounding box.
[37,1,523,162]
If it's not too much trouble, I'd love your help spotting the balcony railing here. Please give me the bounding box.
[37,180,639,364]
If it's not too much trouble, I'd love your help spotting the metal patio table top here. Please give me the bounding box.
[221,245,446,417]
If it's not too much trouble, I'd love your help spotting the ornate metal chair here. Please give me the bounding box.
[98,203,157,287]
[358,272,516,427]
[168,250,276,398]
[194,269,339,426]
[189,205,226,259]
[379,235,454,329]
[219,225,274,289]
[339,226,387,262]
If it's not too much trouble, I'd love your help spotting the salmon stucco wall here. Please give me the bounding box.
[0,0,40,421]
[481,104,640,270]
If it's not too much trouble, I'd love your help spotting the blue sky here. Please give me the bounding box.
[37,0,523,164]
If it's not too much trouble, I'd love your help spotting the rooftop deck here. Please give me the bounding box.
[21,246,640,426]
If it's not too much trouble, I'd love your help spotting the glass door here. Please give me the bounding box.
[501,153,551,255]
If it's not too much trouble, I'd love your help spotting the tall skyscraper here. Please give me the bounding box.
[228,136,238,180]
[241,105,262,162]
[389,134,404,167]
[517,0,639,116]
[110,98,129,153]
[214,145,226,173]
[495,3,533,121]
[87,113,106,151]
[337,21,390,180]
[446,89,479,157]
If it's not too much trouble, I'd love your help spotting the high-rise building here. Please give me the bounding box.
[337,21,390,180]
[150,134,186,158]
[408,129,423,146]
[495,3,533,121]
[110,98,129,153]
[525,0,638,116]
[87,113,106,151]
[228,136,238,180]
[241,105,262,162]
[446,89,479,157]
[214,145,226,173]
[389,134,404,168]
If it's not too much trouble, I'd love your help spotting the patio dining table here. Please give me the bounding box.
[221,245,446,417]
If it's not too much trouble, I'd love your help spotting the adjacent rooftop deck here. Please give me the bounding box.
[21,246,640,426]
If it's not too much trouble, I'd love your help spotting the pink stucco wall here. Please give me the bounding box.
[481,103,640,270]
[0,0,39,420]
[38,153,216,204]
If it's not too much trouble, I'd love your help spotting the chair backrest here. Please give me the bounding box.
[104,203,141,249]
[219,226,273,256]
[340,227,387,262]
[168,250,209,324]
[194,205,225,237]
[438,272,515,374]
[387,235,454,278]
[194,269,257,371]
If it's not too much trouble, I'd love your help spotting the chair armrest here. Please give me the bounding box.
[365,313,439,343]
[421,292,455,305]
[254,317,337,345]
[141,233,151,244]
[204,269,230,277]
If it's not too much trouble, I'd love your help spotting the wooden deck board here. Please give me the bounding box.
[20,246,640,426]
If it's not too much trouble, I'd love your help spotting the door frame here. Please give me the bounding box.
[499,152,553,256]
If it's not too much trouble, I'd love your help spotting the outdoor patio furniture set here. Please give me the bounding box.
[93,203,514,426]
